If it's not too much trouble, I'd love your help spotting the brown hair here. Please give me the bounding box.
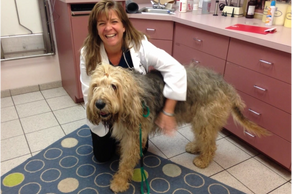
[82,0,145,75]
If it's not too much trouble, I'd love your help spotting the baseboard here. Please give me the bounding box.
[1,81,62,98]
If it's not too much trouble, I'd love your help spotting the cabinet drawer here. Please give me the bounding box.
[225,62,291,113]
[225,117,291,169]
[173,43,225,74]
[227,39,291,84]
[130,19,173,40]
[236,91,291,142]
[174,23,229,59]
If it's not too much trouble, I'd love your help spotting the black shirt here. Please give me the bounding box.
[109,50,134,69]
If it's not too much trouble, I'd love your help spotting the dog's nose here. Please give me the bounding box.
[95,100,106,110]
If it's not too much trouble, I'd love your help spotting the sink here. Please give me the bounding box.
[139,7,175,15]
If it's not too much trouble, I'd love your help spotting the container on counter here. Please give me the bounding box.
[245,0,256,18]
[284,3,291,27]
[179,0,187,12]
[201,0,211,14]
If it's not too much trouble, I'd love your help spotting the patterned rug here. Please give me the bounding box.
[1,125,246,194]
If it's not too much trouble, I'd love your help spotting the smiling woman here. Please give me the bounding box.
[79,0,187,192]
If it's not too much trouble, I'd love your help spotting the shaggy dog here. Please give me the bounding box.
[86,63,270,193]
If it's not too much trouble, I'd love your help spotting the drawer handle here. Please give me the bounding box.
[248,108,261,116]
[191,59,200,64]
[244,130,255,138]
[193,38,202,43]
[259,59,273,65]
[146,28,156,31]
[254,85,267,92]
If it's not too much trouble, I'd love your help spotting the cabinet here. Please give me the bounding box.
[224,39,291,169]
[130,19,174,55]
[53,1,95,102]
[172,23,229,74]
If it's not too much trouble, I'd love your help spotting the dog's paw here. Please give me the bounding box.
[110,175,129,193]
[185,142,200,154]
[193,157,209,169]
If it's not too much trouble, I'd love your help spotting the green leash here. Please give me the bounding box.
[140,102,150,194]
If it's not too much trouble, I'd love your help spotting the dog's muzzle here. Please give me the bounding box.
[95,99,106,110]
[95,99,111,119]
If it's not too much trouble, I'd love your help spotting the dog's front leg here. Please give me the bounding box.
[110,135,140,193]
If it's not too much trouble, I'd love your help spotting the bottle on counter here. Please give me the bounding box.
[201,0,211,14]
[284,1,291,27]
[187,0,193,11]
[179,0,187,12]
[245,0,256,18]
[265,0,276,25]
[193,0,199,11]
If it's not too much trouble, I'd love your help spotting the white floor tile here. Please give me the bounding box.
[170,152,224,177]
[226,135,260,156]
[150,132,189,158]
[1,97,14,108]
[1,106,18,122]
[210,171,253,194]
[148,141,167,159]
[254,154,291,181]
[46,95,77,111]
[61,119,87,135]
[178,125,193,141]
[53,106,86,125]
[1,135,30,161]
[12,91,44,105]
[26,126,65,152]
[1,154,31,176]
[269,182,291,194]
[1,119,23,140]
[214,138,251,169]
[41,87,68,99]
[16,100,51,118]
[20,112,59,133]
[228,158,287,194]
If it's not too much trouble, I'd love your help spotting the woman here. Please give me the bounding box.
[80,0,187,162]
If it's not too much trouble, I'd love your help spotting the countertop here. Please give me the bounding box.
[128,4,291,53]
[58,0,291,53]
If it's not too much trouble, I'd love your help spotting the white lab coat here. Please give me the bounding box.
[80,37,187,136]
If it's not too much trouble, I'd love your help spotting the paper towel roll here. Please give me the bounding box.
[274,2,288,25]
[284,4,291,28]
[126,0,139,13]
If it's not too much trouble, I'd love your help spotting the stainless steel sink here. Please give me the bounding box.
[139,7,175,15]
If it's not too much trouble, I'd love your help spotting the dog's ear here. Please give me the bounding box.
[86,80,101,125]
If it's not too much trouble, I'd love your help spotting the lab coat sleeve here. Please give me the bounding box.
[140,39,187,101]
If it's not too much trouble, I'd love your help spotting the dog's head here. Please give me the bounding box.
[86,63,143,126]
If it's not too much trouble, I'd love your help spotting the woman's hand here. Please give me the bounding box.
[155,98,178,136]
[155,111,177,136]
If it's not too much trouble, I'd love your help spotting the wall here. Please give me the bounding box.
[1,0,61,91]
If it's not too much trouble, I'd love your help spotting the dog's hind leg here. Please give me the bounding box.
[189,101,230,169]
[192,124,219,168]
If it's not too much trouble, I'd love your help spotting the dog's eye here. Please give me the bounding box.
[111,84,117,90]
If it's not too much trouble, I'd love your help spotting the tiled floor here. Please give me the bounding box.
[1,87,291,193]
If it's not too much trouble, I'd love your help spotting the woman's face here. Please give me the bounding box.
[97,10,125,50]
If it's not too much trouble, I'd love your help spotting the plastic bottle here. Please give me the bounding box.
[179,0,187,12]
[201,0,211,14]
[193,0,199,11]
[284,2,291,28]
[187,0,193,11]
[245,0,256,18]
[265,0,276,26]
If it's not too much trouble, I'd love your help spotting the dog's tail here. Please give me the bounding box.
[231,95,271,137]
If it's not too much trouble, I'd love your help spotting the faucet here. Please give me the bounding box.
[151,0,167,9]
